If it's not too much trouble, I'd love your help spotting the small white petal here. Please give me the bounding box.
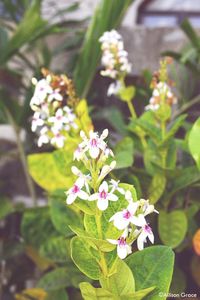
[89,193,98,201]
[89,146,99,159]
[97,199,108,211]
[107,239,118,245]
[107,193,118,201]
[117,245,128,259]
[66,193,76,205]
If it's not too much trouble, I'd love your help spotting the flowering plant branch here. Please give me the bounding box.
[65,128,159,297]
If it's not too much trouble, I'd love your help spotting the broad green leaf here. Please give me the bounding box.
[38,267,85,290]
[118,86,136,102]
[181,19,200,51]
[28,152,73,191]
[39,236,71,263]
[160,114,187,146]
[0,198,14,219]
[169,166,200,197]
[80,282,112,300]
[100,260,135,295]
[69,225,115,252]
[73,0,134,97]
[148,173,166,204]
[166,140,177,170]
[124,287,155,300]
[21,207,58,248]
[126,246,174,300]
[49,190,83,236]
[115,137,134,169]
[136,119,161,144]
[188,117,200,169]
[46,289,68,300]
[75,99,93,132]
[71,237,100,280]
[158,210,188,248]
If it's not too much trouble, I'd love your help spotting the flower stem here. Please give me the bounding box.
[127,101,137,119]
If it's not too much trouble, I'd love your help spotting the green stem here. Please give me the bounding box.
[5,108,37,206]
[95,210,108,276]
[127,101,137,119]
[172,94,200,119]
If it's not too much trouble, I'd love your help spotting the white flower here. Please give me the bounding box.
[107,81,122,97]
[38,127,49,147]
[51,128,65,148]
[30,78,52,109]
[97,161,116,183]
[109,202,138,230]
[79,129,108,159]
[48,108,69,130]
[138,199,159,216]
[137,222,154,251]
[47,89,63,102]
[125,190,133,203]
[65,178,89,205]
[73,146,84,161]
[89,181,118,211]
[71,166,91,194]
[109,179,125,194]
[107,229,132,259]
[31,112,44,132]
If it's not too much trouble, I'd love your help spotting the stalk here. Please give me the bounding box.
[5,108,37,206]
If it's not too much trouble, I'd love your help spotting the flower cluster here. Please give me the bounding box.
[65,129,158,259]
[30,69,79,148]
[99,30,131,80]
[108,195,158,259]
[145,81,177,111]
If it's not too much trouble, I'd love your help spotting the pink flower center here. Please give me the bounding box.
[72,185,80,194]
[100,190,107,199]
[91,138,97,147]
[118,237,126,246]
[123,210,131,219]
[57,115,62,120]
[144,224,152,234]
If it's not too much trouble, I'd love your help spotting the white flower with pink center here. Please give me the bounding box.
[47,89,63,102]
[66,178,89,205]
[109,202,138,230]
[30,78,52,109]
[107,230,132,259]
[71,166,91,194]
[137,223,154,251]
[48,108,69,130]
[79,129,108,159]
[138,199,159,216]
[51,128,66,148]
[89,181,118,211]
[73,146,84,161]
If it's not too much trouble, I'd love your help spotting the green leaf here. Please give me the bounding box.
[181,19,200,51]
[46,289,68,300]
[115,137,134,169]
[28,152,74,191]
[126,246,174,300]
[21,207,58,248]
[69,225,115,252]
[73,0,134,97]
[100,260,135,295]
[148,173,166,204]
[125,287,155,300]
[160,114,187,146]
[39,236,71,263]
[158,210,188,249]
[71,237,100,280]
[169,166,200,197]
[38,267,85,290]
[118,86,136,102]
[136,119,161,144]
[188,117,200,169]
[0,198,14,220]
[80,282,112,300]
[0,0,47,64]
[49,190,83,236]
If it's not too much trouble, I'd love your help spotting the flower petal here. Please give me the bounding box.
[89,146,99,159]
[66,193,76,205]
[97,199,108,211]
[107,239,118,245]
[107,193,118,201]
[89,193,98,201]
[78,190,89,200]
[100,181,108,193]
[117,245,128,259]
[130,214,146,227]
